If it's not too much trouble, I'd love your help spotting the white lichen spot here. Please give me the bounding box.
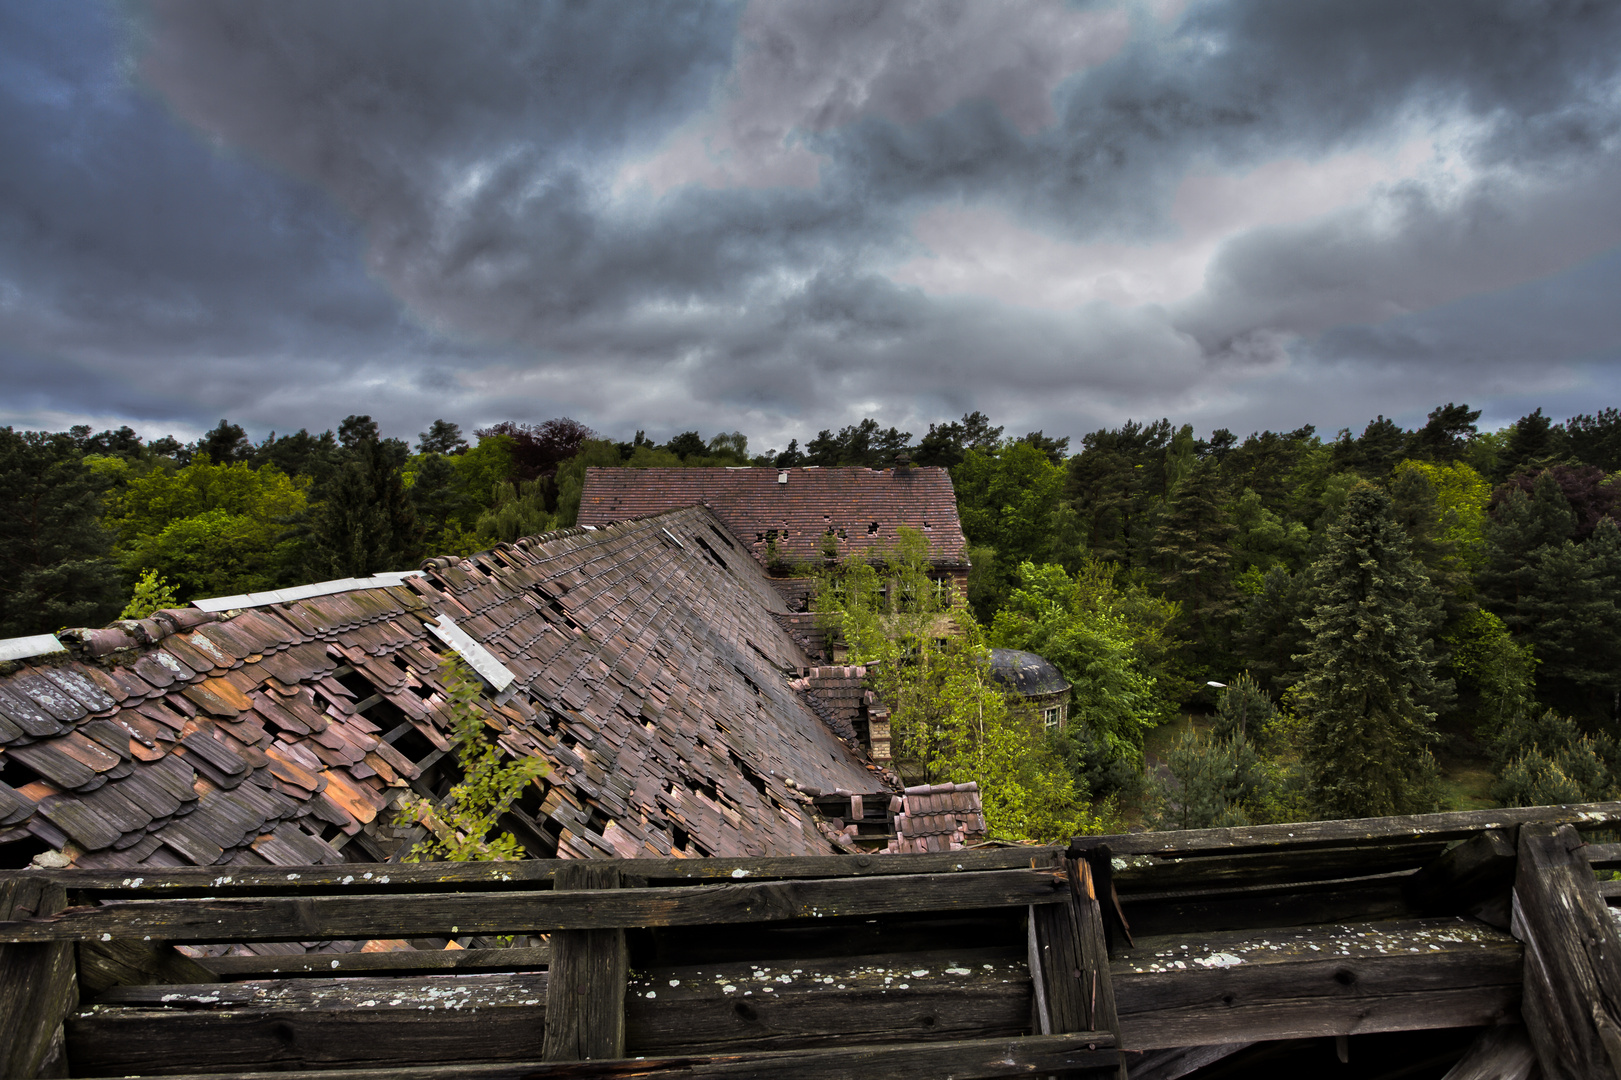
[1195,953,1244,969]
[100,933,111,941]
[945,967,970,976]
[331,960,341,968]
[645,991,656,999]
[911,969,928,977]
[722,984,737,994]
[669,979,680,987]
[731,868,750,878]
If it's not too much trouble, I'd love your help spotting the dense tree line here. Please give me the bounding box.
[4,402,1618,828]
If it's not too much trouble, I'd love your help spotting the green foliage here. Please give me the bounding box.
[130,510,308,601]
[120,569,180,620]
[476,481,554,545]
[1491,707,1617,806]
[1211,672,1278,751]
[1150,730,1272,830]
[812,531,1098,842]
[394,658,549,861]
[0,428,125,635]
[626,445,684,467]
[1390,459,1490,573]
[305,438,421,579]
[990,561,1176,783]
[452,434,517,499]
[1295,485,1447,819]
[113,456,309,548]
[1444,608,1536,737]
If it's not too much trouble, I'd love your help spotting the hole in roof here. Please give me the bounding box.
[836,528,847,539]
[0,833,52,869]
[0,755,43,789]
[867,522,879,534]
[670,824,691,852]
[706,524,737,550]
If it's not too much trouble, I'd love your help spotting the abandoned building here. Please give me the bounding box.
[2,475,1620,1077]
[989,647,1072,729]
[576,465,972,605]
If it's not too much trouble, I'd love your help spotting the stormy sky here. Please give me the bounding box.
[4,0,1621,452]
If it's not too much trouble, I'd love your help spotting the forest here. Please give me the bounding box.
[3,402,1619,836]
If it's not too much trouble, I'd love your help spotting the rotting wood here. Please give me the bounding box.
[195,944,550,979]
[1123,874,1414,939]
[1067,857,1120,1044]
[17,847,1062,897]
[1112,841,1446,894]
[68,975,551,1077]
[543,863,627,1062]
[86,970,549,1009]
[92,1031,1123,1080]
[1404,829,1518,915]
[1111,917,1522,1050]
[1085,802,1621,859]
[77,936,218,995]
[0,877,77,1078]
[623,946,1030,1055]
[0,867,1068,943]
[1437,1024,1536,1080]
[1124,1042,1252,1080]
[1513,822,1621,1080]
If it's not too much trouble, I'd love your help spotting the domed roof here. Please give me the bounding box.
[988,648,1070,697]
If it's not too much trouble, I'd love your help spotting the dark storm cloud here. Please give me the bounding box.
[4,0,1621,446]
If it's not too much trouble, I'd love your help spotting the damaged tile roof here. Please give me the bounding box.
[0,506,887,874]
[577,466,969,570]
[890,783,988,854]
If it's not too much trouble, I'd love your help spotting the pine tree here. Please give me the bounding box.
[1152,458,1239,675]
[0,428,125,635]
[1295,484,1447,819]
[306,438,421,578]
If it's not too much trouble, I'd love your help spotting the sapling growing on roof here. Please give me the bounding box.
[394,656,549,861]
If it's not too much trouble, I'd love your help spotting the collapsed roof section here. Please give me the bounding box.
[576,466,970,573]
[0,506,886,872]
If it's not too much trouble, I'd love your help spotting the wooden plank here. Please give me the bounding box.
[92,1031,1122,1080]
[0,867,1068,943]
[195,944,551,979]
[0,877,77,1078]
[1513,822,1621,1079]
[1123,875,1413,938]
[1111,917,1522,1050]
[1068,857,1120,1042]
[1438,1024,1536,1080]
[543,863,627,1062]
[1124,1043,1251,1080]
[85,971,548,1009]
[1404,830,1518,915]
[67,974,549,1076]
[77,937,218,996]
[4,847,1062,896]
[1112,841,1446,894]
[623,946,1031,1054]
[1084,802,1621,859]
[1584,842,1621,870]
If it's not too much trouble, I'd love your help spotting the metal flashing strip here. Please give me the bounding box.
[426,615,517,695]
[0,634,67,663]
[190,570,426,613]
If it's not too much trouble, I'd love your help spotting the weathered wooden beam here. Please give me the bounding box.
[0,867,1068,943]
[1111,842,1446,895]
[1404,829,1518,915]
[76,937,218,996]
[543,863,627,1062]
[0,877,77,1078]
[194,944,551,979]
[2,847,1062,897]
[1123,874,1413,938]
[67,973,549,1076]
[1111,917,1522,1050]
[1087,802,1621,859]
[93,1031,1122,1080]
[1124,1043,1251,1080]
[1513,822,1621,1079]
[1583,842,1621,870]
[624,946,1030,1054]
[1437,1024,1536,1080]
